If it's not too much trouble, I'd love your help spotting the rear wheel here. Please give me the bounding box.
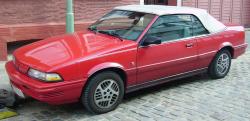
[81,71,124,114]
[208,49,231,79]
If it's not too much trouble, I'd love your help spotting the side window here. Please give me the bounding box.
[191,15,209,35]
[146,15,193,42]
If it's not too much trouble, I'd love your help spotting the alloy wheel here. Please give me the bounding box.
[94,79,119,109]
[216,53,230,75]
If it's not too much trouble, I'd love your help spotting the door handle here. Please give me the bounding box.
[186,43,193,48]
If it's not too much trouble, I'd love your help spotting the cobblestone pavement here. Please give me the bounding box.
[1,32,250,121]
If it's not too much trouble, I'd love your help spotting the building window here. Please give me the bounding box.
[145,0,168,5]
[157,0,168,4]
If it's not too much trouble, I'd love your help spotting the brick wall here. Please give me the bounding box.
[0,0,139,60]
[74,0,139,23]
[0,0,139,42]
[0,0,139,25]
[168,0,177,6]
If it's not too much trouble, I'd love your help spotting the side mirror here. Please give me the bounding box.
[142,36,161,46]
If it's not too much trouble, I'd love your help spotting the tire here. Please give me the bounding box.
[81,71,124,114]
[208,49,232,79]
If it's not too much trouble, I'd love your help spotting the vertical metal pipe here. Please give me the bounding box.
[66,0,75,33]
[177,0,182,6]
[140,0,144,5]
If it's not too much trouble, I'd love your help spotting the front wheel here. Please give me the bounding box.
[208,49,232,79]
[81,71,124,114]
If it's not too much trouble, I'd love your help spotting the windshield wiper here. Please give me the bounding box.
[88,26,97,33]
[98,30,123,41]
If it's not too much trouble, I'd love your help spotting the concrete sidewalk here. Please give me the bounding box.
[0,55,15,106]
[0,56,12,92]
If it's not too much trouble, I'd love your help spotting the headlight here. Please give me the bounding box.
[28,68,62,82]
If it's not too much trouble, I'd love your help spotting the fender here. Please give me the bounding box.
[87,62,125,77]
[219,42,233,50]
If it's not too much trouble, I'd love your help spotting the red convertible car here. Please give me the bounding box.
[6,5,247,113]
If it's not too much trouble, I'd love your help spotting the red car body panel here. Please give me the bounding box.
[196,24,247,70]
[5,15,247,105]
[137,37,198,83]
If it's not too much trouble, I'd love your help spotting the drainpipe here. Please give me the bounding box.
[140,0,144,5]
[66,0,75,33]
[177,0,182,6]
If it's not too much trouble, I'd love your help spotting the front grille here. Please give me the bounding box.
[40,91,64,98]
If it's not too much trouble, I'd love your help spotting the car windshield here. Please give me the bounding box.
[88,10,155,41]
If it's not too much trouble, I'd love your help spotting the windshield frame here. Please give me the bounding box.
[88,10,157,42]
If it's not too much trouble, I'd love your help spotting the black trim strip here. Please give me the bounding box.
[126,68,208,93]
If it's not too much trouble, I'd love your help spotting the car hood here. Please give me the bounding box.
[14,30,136,71]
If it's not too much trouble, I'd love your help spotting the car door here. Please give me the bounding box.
[136,14,199,84]
[191,15,213,69]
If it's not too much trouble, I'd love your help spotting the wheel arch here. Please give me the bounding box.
[219,42,234,58]
[84,62,127,91]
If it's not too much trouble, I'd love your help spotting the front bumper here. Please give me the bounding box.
[5,61,86,105]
